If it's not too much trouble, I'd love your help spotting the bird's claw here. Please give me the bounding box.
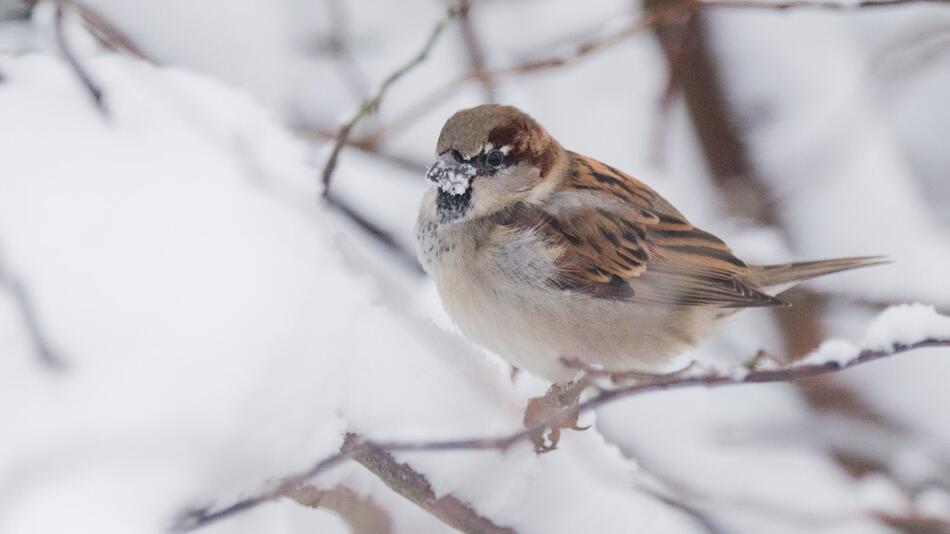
[523,381,590,453]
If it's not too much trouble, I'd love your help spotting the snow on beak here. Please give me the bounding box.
[426,152,476,196]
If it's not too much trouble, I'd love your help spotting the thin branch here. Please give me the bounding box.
[75,1,152,62]
[638,486,727,534]
[637,476,949,530]
[294,124,428,175]
[320,5,461,194]
[354,0,950,147]
[579,339,950,411]
[0,253,68,370]
[457,0,497,102]
[699,0,950,9]
[341,433,517,533]
[645,0,696,166]
[54,0,108,117]
[172,338,949,532]
[324,193,425,276]
[357,0,694,147]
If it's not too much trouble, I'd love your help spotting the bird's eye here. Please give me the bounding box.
[485,150,504,167]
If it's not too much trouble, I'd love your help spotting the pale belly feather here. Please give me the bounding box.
[416,199,710,382]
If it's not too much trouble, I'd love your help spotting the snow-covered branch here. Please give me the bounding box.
[340,433,516,534]
[5,3,950,532]
[173,305,950,533]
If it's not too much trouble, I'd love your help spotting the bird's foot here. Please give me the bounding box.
[522,377,591,453]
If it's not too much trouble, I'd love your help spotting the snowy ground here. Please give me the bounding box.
[2,1,950,533]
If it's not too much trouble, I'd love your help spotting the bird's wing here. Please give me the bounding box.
[495,152,786,307]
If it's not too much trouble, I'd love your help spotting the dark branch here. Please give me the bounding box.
[294,124,428,175]
[172,338,949,532]
[324,193,425,276]
[75,1,152,62]
[354,0,950,147]
[354,0,692,147]
[0,254,68,370]
[575,339,950,411]
[457,0,496,102]
[699,0,950,9]
[341,433,517,533]
[54,0,108,117]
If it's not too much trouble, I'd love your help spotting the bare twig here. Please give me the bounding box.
[876,512,950,532]
[357,0,691,147]
[457,0,497,102]
[325,193,425,276]
[341,433,517,534]
[0,252,68,370]
[320,6,462,194]
[638,476,950,530]
[698,0,950,9]
[172,338,950,532]
[638,485,727,534]
[294,124,428,175]
[644,0,696,165]
[354,0,949,148]
[54,0,108,117]
[75,2,152,62]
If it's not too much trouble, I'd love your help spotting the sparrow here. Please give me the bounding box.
[415,104,885,449]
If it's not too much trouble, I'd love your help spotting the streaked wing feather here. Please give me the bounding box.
[500,153,786,308]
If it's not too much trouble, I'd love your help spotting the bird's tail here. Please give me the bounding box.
[749,256,891,296]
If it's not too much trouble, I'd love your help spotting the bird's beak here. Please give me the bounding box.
[426,152,475,196]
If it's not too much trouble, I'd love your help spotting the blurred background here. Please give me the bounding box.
[2,0,950,532]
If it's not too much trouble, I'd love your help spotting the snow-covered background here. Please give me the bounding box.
[1,0,949,533]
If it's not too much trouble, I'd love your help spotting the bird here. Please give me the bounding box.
[415,104,886,451]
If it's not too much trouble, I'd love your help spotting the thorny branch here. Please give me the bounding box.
[54,0,108,117]
[320,5,462,193]
[172,338,950,532]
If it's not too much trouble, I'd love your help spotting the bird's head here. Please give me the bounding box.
[426,104,562,223]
